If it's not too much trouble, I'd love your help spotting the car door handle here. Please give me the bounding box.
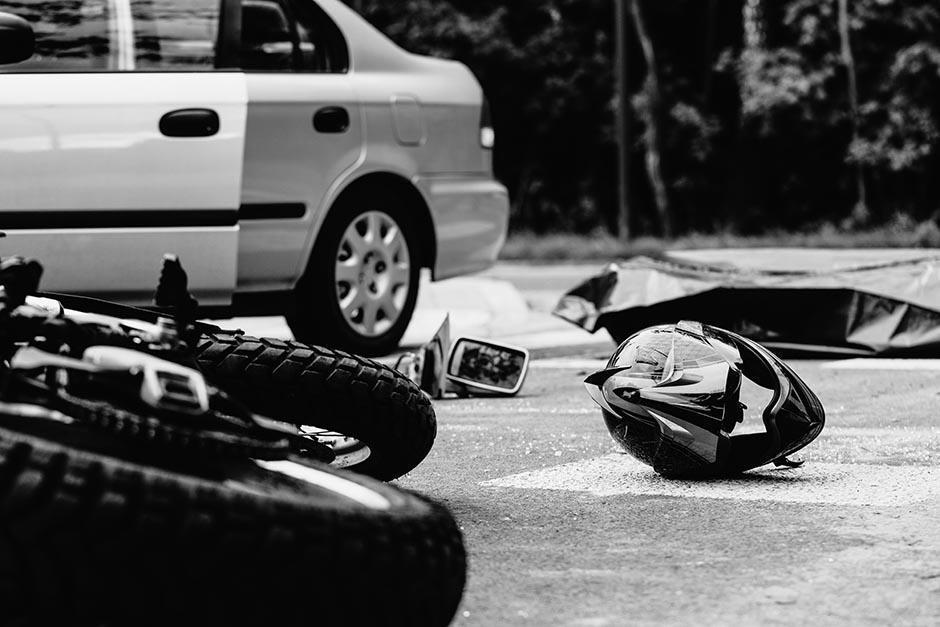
[313,106,350,133]
[159,108,220,138]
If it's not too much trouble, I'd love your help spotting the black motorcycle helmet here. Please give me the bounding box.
[584,321,825,477]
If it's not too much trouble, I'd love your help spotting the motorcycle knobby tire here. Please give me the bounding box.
[0,417,465,626]
[195,333,436,481]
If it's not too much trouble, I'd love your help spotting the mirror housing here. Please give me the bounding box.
[0,12,34,65]
[397,315,531,398]
[419,314,450,399]
[446,337,530,396]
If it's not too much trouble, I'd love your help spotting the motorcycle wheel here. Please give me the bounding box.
[195,332,436,480]
[0,407,464,627]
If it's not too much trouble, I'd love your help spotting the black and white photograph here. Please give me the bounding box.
[0,0,938,624]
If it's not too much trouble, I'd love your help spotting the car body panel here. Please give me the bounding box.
[0,73,246,210]
[310,0,416,72]
[414,175,508,280]
[237,72,364,290]
[0,72,246,303]
[10,228,239,305]
[352,66,489,175]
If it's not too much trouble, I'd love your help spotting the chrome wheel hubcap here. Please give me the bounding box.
[335,210,411,338]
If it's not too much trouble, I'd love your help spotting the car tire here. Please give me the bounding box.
[288,190,421,356]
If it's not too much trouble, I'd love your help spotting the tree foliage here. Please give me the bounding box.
[352,0,940,235]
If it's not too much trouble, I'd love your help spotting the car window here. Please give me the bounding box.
[239,0,295,71]
[134,0,219,70]
[238,0,347,73]
[289,0,347,73]
[0,0,219,72]
[0,0,116,71]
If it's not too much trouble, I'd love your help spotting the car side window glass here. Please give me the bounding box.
[235,0,348,73]
[0,0,115,71]
[289,0,348,73]
[0,0,219,72]
[239,0,296,71]
[133,0,219,70]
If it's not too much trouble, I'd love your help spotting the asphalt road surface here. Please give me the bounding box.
[396,253,940,626]
[398,355,940,626]
[228,253,940,625]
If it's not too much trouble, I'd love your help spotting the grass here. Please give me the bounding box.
[500,215,940,262]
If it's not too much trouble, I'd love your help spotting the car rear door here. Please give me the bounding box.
[0,0,245,305]
[235,0,362,291]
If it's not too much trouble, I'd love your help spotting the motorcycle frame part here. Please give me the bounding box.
[12,345,210,416]
[82,345,210,415]
[1,262,344,464]
[36,291,231,337]
[39,303,179,351]
[5,345,324,462]
[17,297,340,465]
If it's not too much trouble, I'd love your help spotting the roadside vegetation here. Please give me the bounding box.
[354,1,940,240]
[501,215,940,261]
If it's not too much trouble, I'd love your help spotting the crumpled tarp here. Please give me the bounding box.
[553,255,940,356]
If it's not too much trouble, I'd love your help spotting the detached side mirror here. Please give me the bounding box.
[397,315,531,398]
[0,12,34,65]
[446,337,529,396]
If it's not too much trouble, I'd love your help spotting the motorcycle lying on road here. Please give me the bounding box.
[0,257,465,626]
[25,254,435,481]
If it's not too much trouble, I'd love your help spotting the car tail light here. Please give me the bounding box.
[480,96,494,149]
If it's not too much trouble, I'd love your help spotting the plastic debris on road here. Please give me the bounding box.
[554,254,940,357]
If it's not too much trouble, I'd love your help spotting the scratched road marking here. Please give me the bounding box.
[481,454,940,507]
[822,358,940,371]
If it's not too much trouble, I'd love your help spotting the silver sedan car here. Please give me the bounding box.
[0,0,509,354]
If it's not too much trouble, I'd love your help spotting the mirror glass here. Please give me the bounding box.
[447,338,529,394]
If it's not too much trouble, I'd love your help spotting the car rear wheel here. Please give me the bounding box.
[288,192,421,356]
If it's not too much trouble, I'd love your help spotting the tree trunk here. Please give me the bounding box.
[703,0,719,103]
[838,0,869,225]
[512,160,535,231]
[629,0,671,237]
[722,0,765,228]
[614,0,631,241]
